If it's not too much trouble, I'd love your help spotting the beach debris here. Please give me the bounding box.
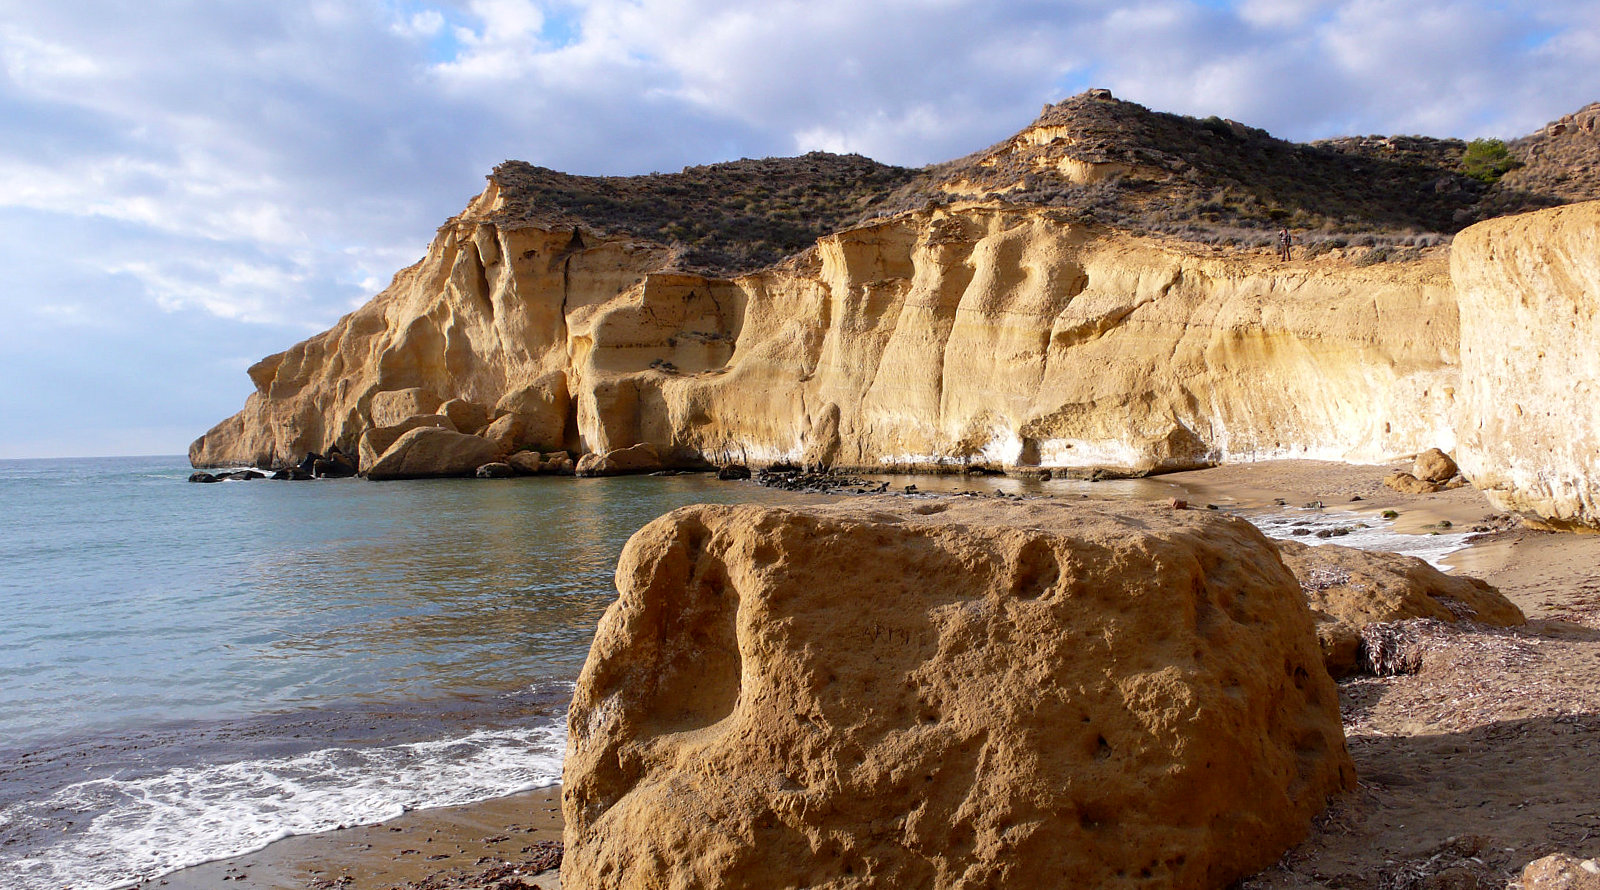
[1521,853,1600,889]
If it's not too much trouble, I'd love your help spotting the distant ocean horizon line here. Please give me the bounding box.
[0,452,188,463]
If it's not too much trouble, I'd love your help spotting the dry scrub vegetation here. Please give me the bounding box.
[490,154,919,276]
[488,93,1600,277]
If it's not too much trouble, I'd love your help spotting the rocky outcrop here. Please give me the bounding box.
[573,443,663,477]
[357,414,455,473]
[364,427,500,480]
[191,177,1461,474]
[1277,539,1525,676]
[1454,200,1600,530]
[564,498,1354,889]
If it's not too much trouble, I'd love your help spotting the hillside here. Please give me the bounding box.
[482,91,1599,277]
[1488,101,1600,214]
[488,153,920,276]
[881,90,1487,241]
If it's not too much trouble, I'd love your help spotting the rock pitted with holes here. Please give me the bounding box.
[563,497,1354,890]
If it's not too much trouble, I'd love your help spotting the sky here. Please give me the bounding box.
[0,0,1596,459]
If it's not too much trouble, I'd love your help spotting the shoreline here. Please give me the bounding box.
[153,459,1600,889]
[145,785,564,890]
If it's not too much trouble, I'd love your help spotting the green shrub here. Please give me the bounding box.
[1461,139,1521,183]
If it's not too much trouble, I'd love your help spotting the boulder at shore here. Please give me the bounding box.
[1277,539,1525,676]
[573,443,662,477]
[365,427,500,480]
[564,497,1354,890]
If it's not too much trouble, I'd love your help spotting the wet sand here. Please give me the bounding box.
[147,786,563,890]
[154,459,1600,889]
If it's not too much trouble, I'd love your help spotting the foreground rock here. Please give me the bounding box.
[365,428,500,481]
[1454,200,1600,529]
[1276,540,1525,676]
[565,498,1354,889]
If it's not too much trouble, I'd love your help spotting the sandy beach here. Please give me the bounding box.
[153,460,1600,889]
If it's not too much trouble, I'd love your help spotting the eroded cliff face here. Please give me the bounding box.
[192,182,1461,473]
[1453,200,1600,530]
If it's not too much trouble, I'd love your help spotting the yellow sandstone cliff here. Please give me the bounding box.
[190,181,1461,475]
[1453,200,1600,530]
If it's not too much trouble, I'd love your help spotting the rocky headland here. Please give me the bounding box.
[190,91,1600,531]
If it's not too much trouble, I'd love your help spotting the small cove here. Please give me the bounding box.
[0,456,1468,890]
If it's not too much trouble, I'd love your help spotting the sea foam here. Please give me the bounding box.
[1243,505,1473,569]
[0,718,565,890]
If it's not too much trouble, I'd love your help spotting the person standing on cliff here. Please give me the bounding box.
[1277,228,1293,261]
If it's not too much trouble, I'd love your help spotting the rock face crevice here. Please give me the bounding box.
[190,182,1461,474]
[564,498,1355,889]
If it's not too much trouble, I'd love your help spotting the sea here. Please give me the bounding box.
[0,456,1473,890]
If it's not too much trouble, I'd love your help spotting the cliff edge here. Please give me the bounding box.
[191,92,1600,495]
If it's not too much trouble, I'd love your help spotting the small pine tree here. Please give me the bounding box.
[1461,138,1521,183]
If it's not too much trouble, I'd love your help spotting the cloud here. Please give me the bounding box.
[0,0,1596,457]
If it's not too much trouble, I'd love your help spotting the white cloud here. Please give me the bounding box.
[0,0,1597,456]
[393,9,446,38]
[0,24,100,85]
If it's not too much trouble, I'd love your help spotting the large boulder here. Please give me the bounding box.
[369,387,445,428]
[507,451,542,475]
[495,373,571,452]
[357,414,455,473]
[439,398,491,437]
[1454,200,1600,529]
[573,443,662,477]
[564,498,1355,890]
[481,413,525,455]
[365,427,500,480]
[1276,540,1525,677]
[1412,448,1459,484]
